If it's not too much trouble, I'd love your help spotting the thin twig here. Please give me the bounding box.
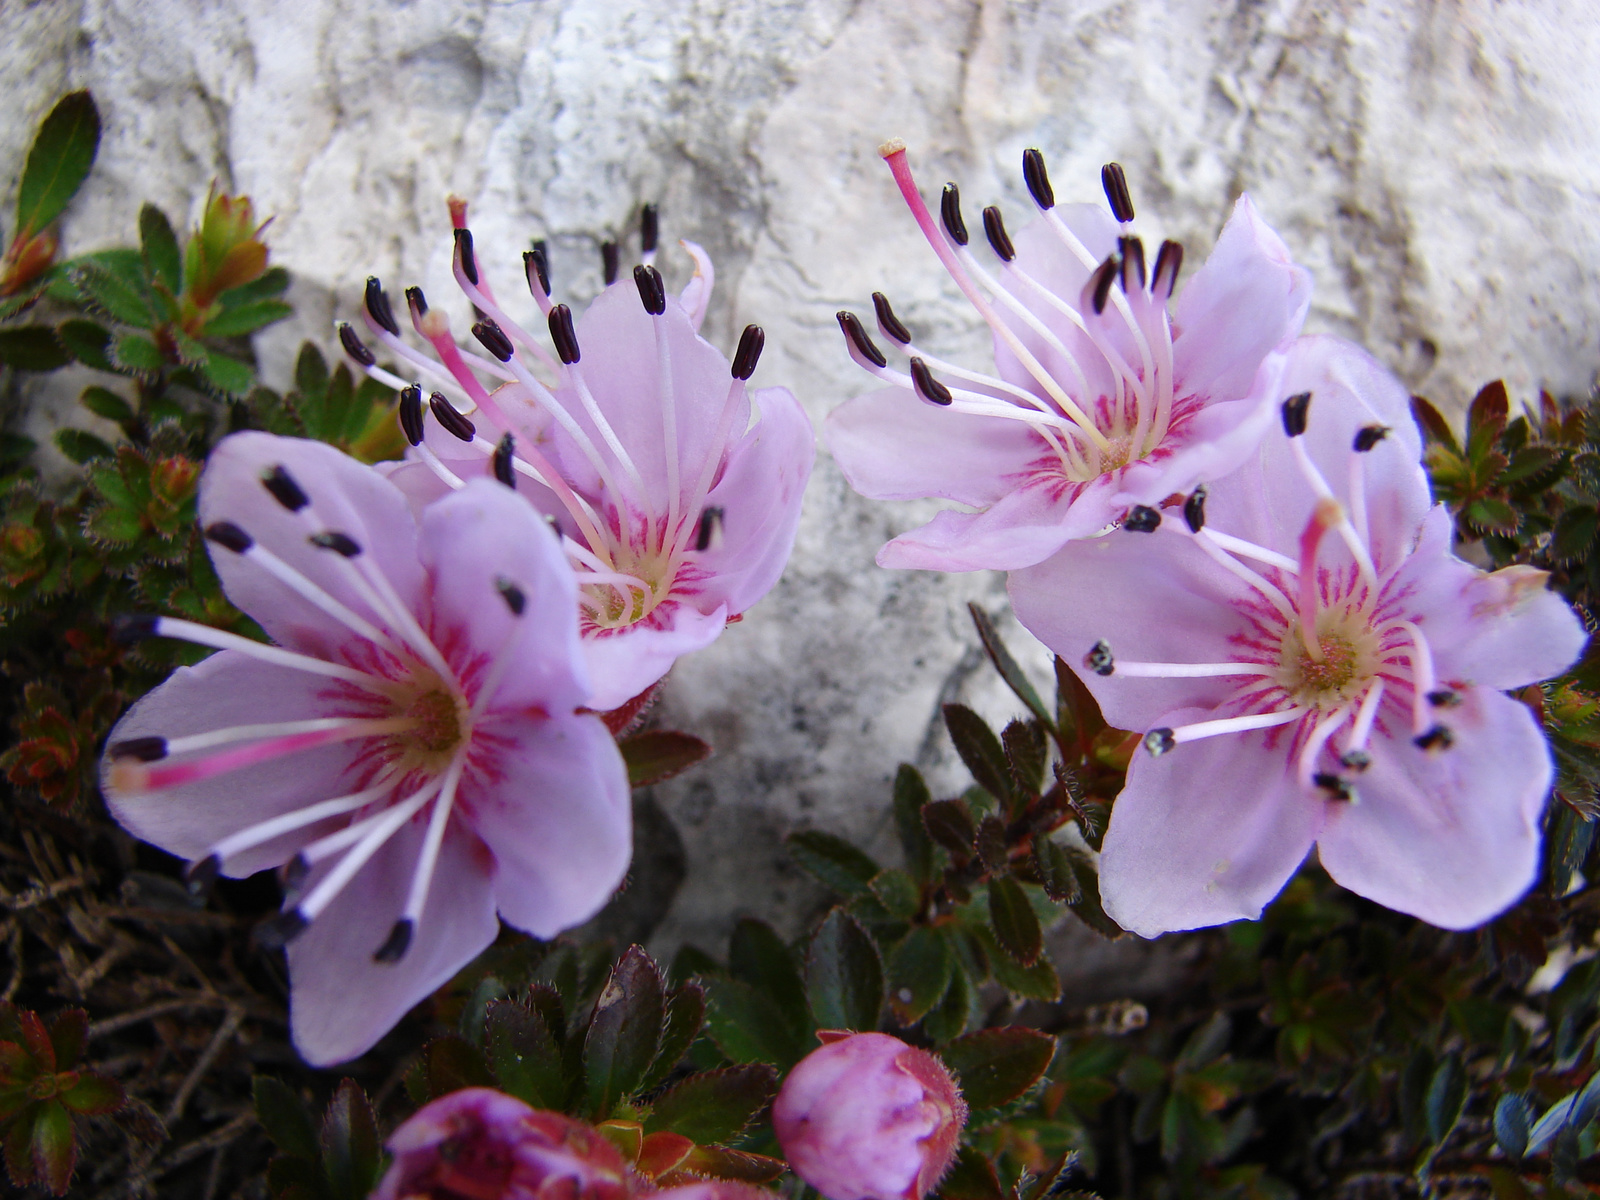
[0,874,86,910]
[164,1007,243,1123]
[87,996,231,1040]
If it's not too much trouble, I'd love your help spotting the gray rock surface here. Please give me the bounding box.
[5,0,1599,969]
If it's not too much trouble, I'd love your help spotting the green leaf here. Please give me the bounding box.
[113,333,163,373]
[887,926,953,1024]
[938,1145,1005,1200]
[15,91,101,238]
[79,385,133,423]
[31,1098,75,1195]
[703,977,807,1069]
[73,261,154,327]
[805,908,884,1032]
[202,298,292,338]
[1494,1092,1531,1160]
[729,918,810,1036]
[921,798,977,858]
[1410,395,1459,454]
[943,703,1014,805]
[411,1035,494,1104]
[1032,838,1081,904]
[786,829,880,898]
[1058,845,1122,939]
[252,1077,321,1163]
[1424,1053,1467,1146]
[978,929,1060,1002]
[54,429,114,464]
[1466,379,1510,460]
[584,945,666,1118]
[59,1073,121,1116]
[620,730,712,787]
[892,764,936,884]
[923,963,976,1044]
[200,350,255,395]
[320,1079,382,1200]
[975,815,1008,872]
[643,1063,777,1144]
[968,602,1055,729]
[55,320,114,371]
[942,1026,1056,1109]
[870,868,921,921]
[487,999,566,1110]
[295,340,330,398]
[1177,1012,1231,1068]
[0,327,70,371]
[988,875,1043,967]
[639,982,706,1093]
[220,265,290,306]
[138,204,181,295]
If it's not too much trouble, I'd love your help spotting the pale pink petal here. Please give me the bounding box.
[464,712,631,938]
[677,238,715,330]
[418,480,590,715]
[1099,710,1324,938]
[877,475,1121,572]
[101,652,362,875]
[694,386,815,614]
[581,604,728,712]
[1172,194,1312,402]
[1316,687,1549,929]
[824,384,1039,506]
[1007,528,1258,732]
[288,820,499,1066]
[200,432,425,656]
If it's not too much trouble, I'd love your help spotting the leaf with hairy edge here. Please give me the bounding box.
[729,918,810,1036]
[893,764,937,884]
[941,1026,1057,1110]
[1033,838,1081,904]
[887,926,953,1024]
[805,909,884,1033]
[78,386,132,423]
[15,92,101,239]
[253,1077,321,1164]
[405,1036,494,1105]
[585,946,666,1119]
[976,929,1059,1002]
[939,1144,1005,1200]
[487,999,566,1110]
[54,429,113,464]
[787,829,880,898]
[703,978,806,1069]
[643,1063,777,1144]
[113,333,163,374]
[639,982,706,1094]
[969,602,1054,730]
[200,351,255,396]
[922,799,977,858]
[924,960,976,1044]
[620,730,712,787]
[1002,719,1048,793]
[204,298,292,338]
[59,1074,122,1116]
[31,1100,75,1195]
[56,320,114,371]
[1059,846,1122,939]
[320,1079,382,1200]
[0,327,70,372]
[988,875,1043,967]
[138,204,181,295]
[943,704,1014,806]
[871,868,921,921]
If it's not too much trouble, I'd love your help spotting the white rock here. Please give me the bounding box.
[5,0,1598,957]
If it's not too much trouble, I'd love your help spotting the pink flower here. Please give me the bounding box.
[342,202,814,710]
[100,432,630,1065]
[1009,337,1588,935]
[825,142,1311,571]
[772,1032,966,1200]
[372,1089,634,1200]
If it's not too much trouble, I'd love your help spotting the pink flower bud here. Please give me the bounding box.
[772,1032,967,1200]
[372,1088,634,1200]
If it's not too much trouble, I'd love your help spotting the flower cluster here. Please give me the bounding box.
[830,144,1587,935]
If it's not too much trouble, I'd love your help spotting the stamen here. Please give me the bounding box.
[430,392,477,442]
[1123,505,1161,533]
[406,286,427,318]
[454,229,478,285]
[138,614,393,690]
[1296,499,1341,659]
[908,358,954,406]
[297,777,444,923]
[364,277,400,336]
[374,919,413,964]
[940,184,969,245]
[255,909,308,950]
[112,718,412,793]
[598,240,619,286]
[1083,640,1114,676]
[695,507,725,552]
[205,780,394,873]
[1184,486,1207,533]
[1022,148,1054,209]
[262,465,310,512]
[1354,425,1390,452]
[1394,621,1439,734]
[1312,773,1353,801]
[1152,707,1306,752]
[110,613,160,644]
[1090,254,1118,315]
[837,311,887,368]
[1151,240,1183,297]
[1427,689,1460,707]
[525,244,551,299]
[110,736,166,761]
[472,319,514,362]
[1101,162,1134,223]
[203,521,252,554]
[731,324,764,380]
[549,304,581,364]
[1198,529,1298,574]
[1191,531,1297,621]
[184,854,219,898]
[492,434,516,488]
[872,292,912,345]
[1414,725,1454,752]
[1341,679,1385,768]
[310,531,362,557]
[1119,236,1146,291]
[640,204,659,256]
[1112,661,1276,679]
[634,264,666,315]
[495,577,526,615]
[982,206,1015,262]
[1281,392,1312,437]
[391,755,467,954]
[1297,706,1351,787]
[339,323,376,367]
[399,385,425,446]
[418,445,466,491]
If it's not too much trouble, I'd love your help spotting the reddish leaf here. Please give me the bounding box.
[60,1072,123,1116]
[32,1099,75,1195]
[47,1010,86,1070]
[16,1012,53,1073]
[620,730,712,788]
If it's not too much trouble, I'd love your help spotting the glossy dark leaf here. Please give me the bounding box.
[31,1099,74,1195]
[15,91,101,237]
[138,204,181,294]
[729,918,810,1036]
[943,703,1013,805]
[1424,1053,1467,1146]
[1494,1092,1531,1160]
[805,908,884,1033]
[1002,718,1048,794]
[893,763,936,884]
[643,1063,777,1144]
[787,829,880,897]
[0,327,70,372]
[54,429,113,464]
[978,929,1060,1002]
[639,982,706,1093]
[486,999,566,1110]
[938,1144,1005,1200]
[988,875,1043,967]
[584,945,666,1118]
[320,1079,382,1200]
[620,730,712,787]
[870,868,921,921]
[923,960,975,1044]
[922,799,977,858]
[55,319,114,371]
[78,385,133,423]
[1410,395,1459,454]
[1466,379,1510,460]
[253,1076,321,1163]
[703,977,807,1069]
[968,602,1054,729]
[887,926,953,1024]
[941,1026,1056,1109]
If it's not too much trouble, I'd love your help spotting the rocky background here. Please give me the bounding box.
[5,0,1598,970]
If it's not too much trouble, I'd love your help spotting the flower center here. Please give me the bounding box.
[406,687,463,753]
[384,677,470,775]
[1278,618,1378,711]
[582,549,672,629]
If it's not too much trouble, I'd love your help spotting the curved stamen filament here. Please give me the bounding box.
[165,716,407,757]
[399,754,467,924]
[652,310,682,537]
[297,777,444,922]
[567,362,658,525]
[236,542,409,660]
[1289,438,1378,592]
[1344,678,1385,759]
[363,311,500,392]
[1297,500,1340,660]
[148,617,395,692]
[451,252,562,374]
[1114,661,1276,678]
[497,354,636,522]
[1297,706,1351,787]
[115,718,413,793]
[1390,621,1438,734]
[417,443,467,490]
[1190,527,1297,622]
[1200,530,1300,575]
[207,780,395,867]
[1169,707,1307,745]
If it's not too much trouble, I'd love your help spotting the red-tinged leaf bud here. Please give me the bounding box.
[773,1032,966,1200]
[0,225,60,297]
[372,1089,634,1200]
[183,185,271,311]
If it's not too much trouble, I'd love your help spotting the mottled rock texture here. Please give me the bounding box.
[6,0,1598,967]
